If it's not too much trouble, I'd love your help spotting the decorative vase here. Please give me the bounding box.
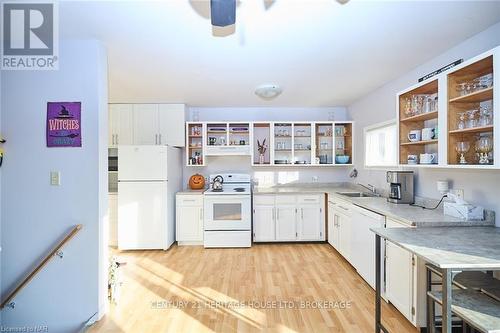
[259,153,265,164]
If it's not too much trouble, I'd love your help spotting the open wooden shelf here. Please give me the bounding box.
[400,110,438,123]
[398,79,439,165]
[447,55,494,165]
[449,125,494,135]
[400,139,438,146]
[449,87,493,103]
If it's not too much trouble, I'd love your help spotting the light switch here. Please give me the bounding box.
[50,171,61,186]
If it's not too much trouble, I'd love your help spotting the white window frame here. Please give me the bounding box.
[364,119,398,169]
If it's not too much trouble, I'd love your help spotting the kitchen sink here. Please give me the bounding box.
[336,191,378,198]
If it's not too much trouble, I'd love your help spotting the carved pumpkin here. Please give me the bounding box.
[189,174,205,190]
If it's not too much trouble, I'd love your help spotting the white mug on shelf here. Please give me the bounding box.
[408,129,421,142]
[407,154,418,165]
[420,153,437,164]
[422,128,435,141]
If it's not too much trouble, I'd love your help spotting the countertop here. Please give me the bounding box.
[176,189,206,195]
[370,227,500,269]
[253,183,495,227]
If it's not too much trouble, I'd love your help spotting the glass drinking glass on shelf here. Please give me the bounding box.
[423,96,433,113]
[477,134,493,164]
[404,97,412,117]
[456,82,468,96]
[455,141,470,164]
[479,105,493,127]
[457,112,466,130]
[466,110,478,128]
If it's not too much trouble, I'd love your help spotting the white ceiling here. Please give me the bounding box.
[60,0,500,107]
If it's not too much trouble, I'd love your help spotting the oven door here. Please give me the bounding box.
[204,195,251,231]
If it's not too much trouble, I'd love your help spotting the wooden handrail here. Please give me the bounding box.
[1,224,83,309]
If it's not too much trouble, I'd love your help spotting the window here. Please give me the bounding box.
[364,120,397,167]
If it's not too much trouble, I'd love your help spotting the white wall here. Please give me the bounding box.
[348,22,500,226]
[0,40,108,332]
[183,107,352,187]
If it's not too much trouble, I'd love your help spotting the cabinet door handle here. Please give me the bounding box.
[155,134,158,145]
[301,208,304,219]
[159,134,162,145]
[112,134,115,145]
[116,134,119,145]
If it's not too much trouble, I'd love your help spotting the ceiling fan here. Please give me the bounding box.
[210,0,349,27]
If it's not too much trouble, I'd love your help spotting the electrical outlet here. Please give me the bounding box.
[451,189,464,200]
[50,171,61,186]
[312,176,319,182]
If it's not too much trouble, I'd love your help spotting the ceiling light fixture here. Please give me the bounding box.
[255,84,282,100]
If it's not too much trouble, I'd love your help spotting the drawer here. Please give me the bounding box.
[176,194,203,206]
[253,194,275,205]
[297,194,321,204]
[275,195,296,205]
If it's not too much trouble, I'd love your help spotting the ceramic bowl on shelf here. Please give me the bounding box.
[335,155,350,164]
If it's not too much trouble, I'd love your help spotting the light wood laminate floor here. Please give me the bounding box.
[89,244,418,333]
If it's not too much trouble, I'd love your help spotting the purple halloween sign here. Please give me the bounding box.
[46,102,82,147]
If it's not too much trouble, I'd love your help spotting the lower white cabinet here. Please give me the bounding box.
[176,193,204,245]
[276,205,297,241]
[385,217,418,325]
[253,194,325,242]
[253,204,275,241]
[328,198,352,262]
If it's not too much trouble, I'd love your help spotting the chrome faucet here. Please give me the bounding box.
[357,183,377,194]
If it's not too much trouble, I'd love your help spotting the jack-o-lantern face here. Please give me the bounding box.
[189,174,205,189]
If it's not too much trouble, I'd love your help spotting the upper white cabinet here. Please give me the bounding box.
[397,45,499,169]
[109,103,186,147]
[133,104,159,145]
[253,194,325,242]
[109,104,134,146]
[159,104,185,147]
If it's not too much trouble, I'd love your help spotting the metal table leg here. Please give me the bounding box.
[442,269,452,333]
[375,234,388,333]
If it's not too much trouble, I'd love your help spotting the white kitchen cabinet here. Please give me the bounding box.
[159,104,186,146]
[133,104,159,145]
[385,217,416,323]
[297,205,323,241]
[109,104,134,146]
[276,205,297,241]
[109,104,185,147]
[330,199,352,261]
[253,194,325,242]
[176,194,204,245]
[253,205,275,242]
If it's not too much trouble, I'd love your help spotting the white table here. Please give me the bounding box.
[370,227,500,333]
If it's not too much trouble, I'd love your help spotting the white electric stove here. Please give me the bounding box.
[203,174,252,248]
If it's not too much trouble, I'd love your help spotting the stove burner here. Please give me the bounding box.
[211,188,223,192]
[234,188,246,192]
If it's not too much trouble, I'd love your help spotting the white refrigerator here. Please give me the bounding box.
[117,145,181,250]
